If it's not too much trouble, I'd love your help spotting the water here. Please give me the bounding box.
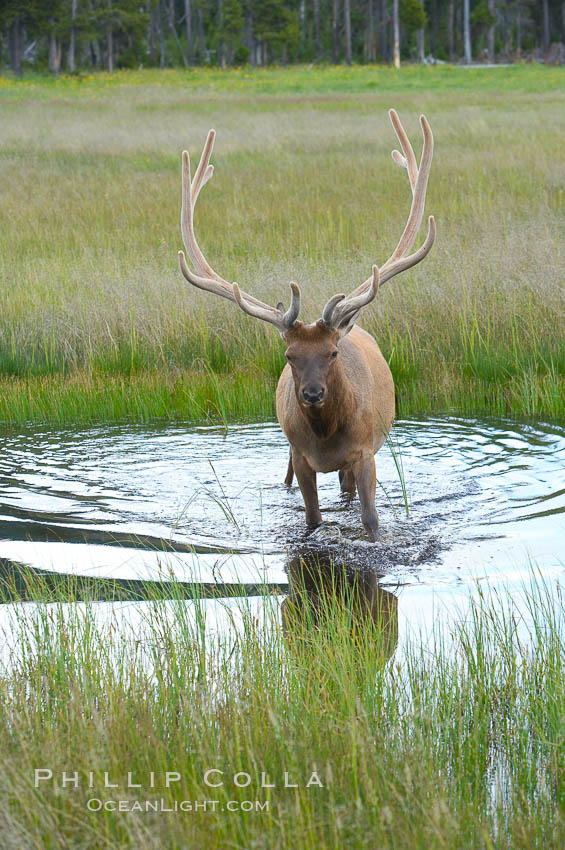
[0,417,563,654]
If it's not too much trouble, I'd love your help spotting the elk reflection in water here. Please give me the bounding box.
[282,554,398,664]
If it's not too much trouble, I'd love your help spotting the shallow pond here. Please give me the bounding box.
[0,416,563,654]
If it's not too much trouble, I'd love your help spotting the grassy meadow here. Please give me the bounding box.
[0,64,564,424]
[1,66,564,850]
[0,571,563,848]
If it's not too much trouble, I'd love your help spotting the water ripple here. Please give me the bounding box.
[0,417,562,586]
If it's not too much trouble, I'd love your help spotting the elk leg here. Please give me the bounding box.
[284,448,294,486]
[353,454,378,542]
[339,468,356,496]
[292,452,322,528]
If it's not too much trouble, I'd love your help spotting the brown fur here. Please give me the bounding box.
[276,322,395,541]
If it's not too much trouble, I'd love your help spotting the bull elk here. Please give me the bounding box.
[178,109,435,541]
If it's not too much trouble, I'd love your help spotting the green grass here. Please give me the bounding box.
[0,65,564,424]
[1,63,564,98]
[0,569,563,848]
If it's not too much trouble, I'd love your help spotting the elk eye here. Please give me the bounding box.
[330,350,338,359]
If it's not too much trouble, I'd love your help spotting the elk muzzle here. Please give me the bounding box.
[302,384,326,406]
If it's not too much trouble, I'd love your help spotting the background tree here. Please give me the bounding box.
[393,0,400,66]
[463,0,472,61]
[400,0,426,59]
[344,0,352,63]
[486,0,495,60]
[332,0,340,63]
[218,0,244,63]
[1,0,563,73]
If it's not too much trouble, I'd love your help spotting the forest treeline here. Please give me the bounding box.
[1,0,564,73]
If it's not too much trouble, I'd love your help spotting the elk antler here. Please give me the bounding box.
[322,109,435,331]
[320,266,380,331]
[178,130,301,334]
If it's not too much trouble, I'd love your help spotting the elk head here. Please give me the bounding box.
[177,110,435,406]
[280,266,379,408]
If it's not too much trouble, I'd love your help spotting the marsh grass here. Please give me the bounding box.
[0,66,564,424]
[0,569,563,848]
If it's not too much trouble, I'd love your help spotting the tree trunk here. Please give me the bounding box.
[332,0,339,63]
[463,0,472,63]
[516,10,522,57]
[393,0,400,68]
[218,0,225,66]
[380,0,387,61]
[8,16,23,75]
[448,0,454,61]
[562,1,565,42]
[168,0,189,65]
[344,0,352,64]
[147,1,156,63]
[107,29,113,72]
[107,0,114,72]
[69,0,78,72]
[542,0,550,53]
[49,22,62,74]
[486,0,495,62]
[159,0,166,67]
[168,0,176,46]
[431,0,438,55]
[447,0,455,62]
[417,27,425,63]
[245,12,255,66]
[299,0,306,45]
[313,0,321,59]
[197,6,206,59]
[184,0,194,64]
[368,0,375,62]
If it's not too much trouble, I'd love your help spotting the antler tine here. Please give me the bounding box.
[181,146,222,283]
[323,267,379,329]
[178,250,233,299]
[347,111,434,298]
[179,132,302,333]
[192,129,215,204]
[347,209,435,299]
[381,111,434,272]
[379,215,436,285]
[178,248,301,333]
[283,282,301,327]
[233,281,301,333]
[180,134,251,296]
[389,108,418,191]
[181,133,268,306]
[319,110,435,332]
[321,293,345,325]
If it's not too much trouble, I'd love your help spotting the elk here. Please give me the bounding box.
[178,109,435,541]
